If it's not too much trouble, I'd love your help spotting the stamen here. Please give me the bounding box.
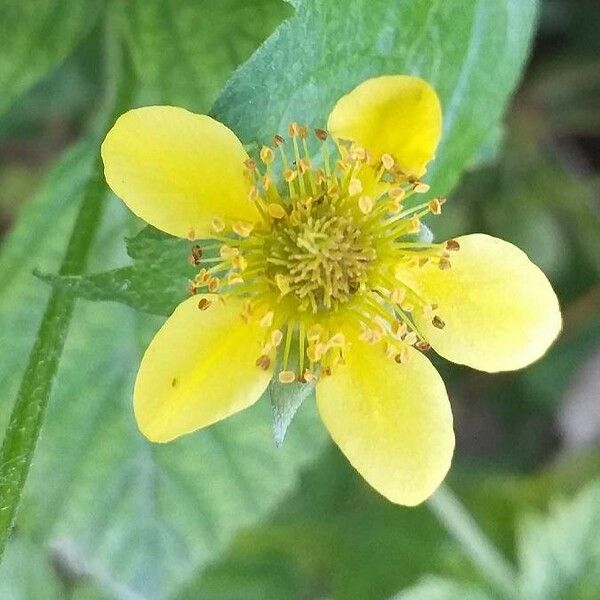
[188,125,452,378]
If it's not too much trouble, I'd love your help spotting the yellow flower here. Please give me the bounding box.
[102,76,561,506]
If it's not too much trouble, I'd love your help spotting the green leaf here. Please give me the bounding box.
[0,143,327,596]
[518,481,600,600]
[270,377,316,448]
[0,534,64,599]
[392,577,492,600]
[36,225,196,316]
[0,0,104,116]
[213,0,538,196]
[43,0,538,315]
[120,0,291,111]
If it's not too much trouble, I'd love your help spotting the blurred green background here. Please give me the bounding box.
[0,0,599,598]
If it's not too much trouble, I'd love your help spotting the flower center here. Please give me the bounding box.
[263,195,376,311]
[188,123,459,383]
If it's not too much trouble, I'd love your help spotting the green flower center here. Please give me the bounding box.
[263,196,377,311]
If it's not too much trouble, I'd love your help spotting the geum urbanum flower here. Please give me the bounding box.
[102,76,561,506]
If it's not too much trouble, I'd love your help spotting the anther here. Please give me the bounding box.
[283,168,298,183]
[256,355,271,370]
[302,369,316,383]
[315,128,328,141]
[232,221,254,238]
[306,344,322,363]
[408,218,421,233]
[189,245,203,265]
[268,203,287,219]
[298,158,311,173]
[275,274,290,296]
[271,330,284,346]
[288,122,301,137]
[220,245,239,259]
[248,186,259,201]
[348,178,363,196]
[211,217,225,233]
[404,331,418,346]
[307,324,323,342]
[416,341,431,351]
[395,348,410,364]
[328,332,345,348]
[389,187,405,199]
[273,134,284,145]
[391,320,407,337]
[197,298,211,311]
[381,153,395,170]
[414,182,430,194]
[391,288,406,304]
[260,311,274,327]
[358,195,374,215]
[244,158,257,171]
[428,198,442,215]
[260,146,274,164]
[232,255,248,271]
[278,370,296,384]
[432,316,446,329]
[208,277,220,292]
[446,239,460,251]
[438,258,451,270]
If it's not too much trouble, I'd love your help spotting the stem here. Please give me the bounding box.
[427,484,519,599]
[0,7,128,557]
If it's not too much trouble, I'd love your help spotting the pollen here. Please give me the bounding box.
[187,124,458,383]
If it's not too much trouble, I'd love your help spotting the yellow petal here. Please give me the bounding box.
[412,234,562,372]
[102,106,258,239]
[316,343,454,506]
[327,75,442,178]
[134,295,272,442]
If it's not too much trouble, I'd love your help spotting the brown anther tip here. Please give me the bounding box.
[416,341,431,352]
[298,124,309,138]
[315,128,328,141]
[394,351,408,364]
[197,298,211,311]
[273,134,284,145]
[432,316,446,329]
[438,258,451,270]
[446,239,460,251]
[189,244,203,265]
[256,355,271,370]
[244,158,257,171]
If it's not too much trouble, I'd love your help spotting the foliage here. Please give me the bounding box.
[0,0,598,597]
